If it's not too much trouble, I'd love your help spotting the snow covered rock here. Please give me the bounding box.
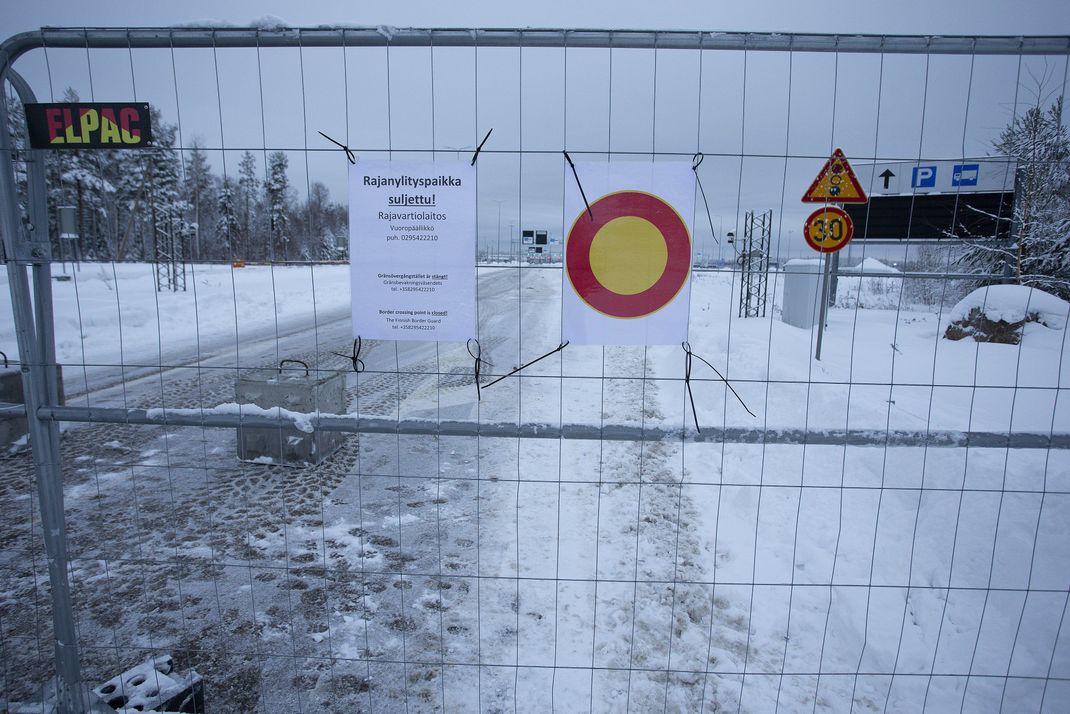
[944,284,1069,343]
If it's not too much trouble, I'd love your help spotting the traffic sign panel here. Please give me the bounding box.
[852,158,1016,196]
[566,190,691,318]
[802,148,868,204]
[803,206,854,253]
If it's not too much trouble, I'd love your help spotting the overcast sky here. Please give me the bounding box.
[3,1,1069,262]
[4,0,1070,38]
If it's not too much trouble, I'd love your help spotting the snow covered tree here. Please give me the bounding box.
[1,92,27,262]
[264,151,291,260]
[236,150,259,257]
[5,92,26,200]
[45,88,117,258]
[216,177,238,257]
[960,96,1070,299]
[185,141,217,261]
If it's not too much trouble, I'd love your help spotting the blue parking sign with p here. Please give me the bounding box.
[912,165,937,188]
[953,163,979,187]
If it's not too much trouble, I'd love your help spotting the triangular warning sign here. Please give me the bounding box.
[802,148,868,204]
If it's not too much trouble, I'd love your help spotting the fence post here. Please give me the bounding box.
[814,253,832,361]
[0,70,86,713]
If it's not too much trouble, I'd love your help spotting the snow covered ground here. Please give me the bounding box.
[0,262,352,395]
[1,262,1068,712]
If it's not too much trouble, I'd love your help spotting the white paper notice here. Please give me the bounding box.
[349,160,476,342]
[561,161,695,345]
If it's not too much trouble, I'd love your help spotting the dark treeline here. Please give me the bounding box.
[7,89,348,263]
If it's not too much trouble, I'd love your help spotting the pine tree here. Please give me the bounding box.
[2,92,26,262]
[265,151,290,260]
[186,141,217,261]
[306,181,330,260]
[47,88,116,258]
[216,177,239,257]
[960,96,1070,299]
[5,92,27,204]
[237,151,259,258]
[114,138,149,259]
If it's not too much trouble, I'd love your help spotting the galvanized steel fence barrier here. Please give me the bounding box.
[2,26,1070,713]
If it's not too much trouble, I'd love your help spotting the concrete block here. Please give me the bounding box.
[235,366,346,467]
[7,654,201,713]
[92,654,204,713]
[0,365,64,449]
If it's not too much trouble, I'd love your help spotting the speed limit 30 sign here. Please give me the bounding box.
[803,206,854,253]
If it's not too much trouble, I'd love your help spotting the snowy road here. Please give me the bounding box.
[2,265,1069,712]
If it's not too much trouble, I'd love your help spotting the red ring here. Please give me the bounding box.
[566,191,691,318]
[803,206,854,254]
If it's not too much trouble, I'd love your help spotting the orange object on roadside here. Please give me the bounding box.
[232,260,246,268]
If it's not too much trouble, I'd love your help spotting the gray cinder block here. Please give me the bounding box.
[235,366,346,467]
[92,654,204,713]
[1,365,64,449]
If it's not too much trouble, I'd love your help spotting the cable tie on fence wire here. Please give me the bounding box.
[483,341,570,390]
[279,359,310,376]
[317,130,356,164]
[331,337,365,373]
[470,128,493,165]
[682,341,756,433]
[563,151,593,220]
[0,351,7,369]
[692,152,719,244]
[467,338,492,401]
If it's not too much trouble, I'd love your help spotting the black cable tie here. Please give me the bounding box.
[331,337,365,373]
[279,359,310,376]
[563,150,594,221]
[470,128,493,166]
[0,351,6,369]
[692,152,719,245]
[466,338,492,401]
[683,341,701,434]
[483,341,570,390]
[318,130,356,165]
[681,342,757,433]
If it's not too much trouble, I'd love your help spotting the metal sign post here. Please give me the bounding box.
[802,149,866,362]
[814,254,832,361]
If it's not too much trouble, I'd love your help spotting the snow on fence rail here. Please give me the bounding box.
[3,26,1070,714]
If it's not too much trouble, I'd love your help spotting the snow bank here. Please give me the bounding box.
[0,262,351,371]
[947,284,1070,329]
[841,257,902,274]
[835,258,903,309]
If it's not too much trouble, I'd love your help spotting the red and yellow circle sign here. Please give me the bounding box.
[803,206,854,253]
[566,191,692,318]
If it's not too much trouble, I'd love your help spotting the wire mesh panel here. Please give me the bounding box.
[1,27,1069,713]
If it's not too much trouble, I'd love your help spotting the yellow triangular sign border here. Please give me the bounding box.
[802,148,868,204]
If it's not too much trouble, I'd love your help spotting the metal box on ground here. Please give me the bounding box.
[781,258,824,329]
[235,365,346,467]
[1,364,63,449]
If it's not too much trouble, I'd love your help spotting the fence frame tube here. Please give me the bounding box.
[0,66,85,712]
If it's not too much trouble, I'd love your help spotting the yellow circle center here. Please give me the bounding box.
[588,215,668,295]
[807,211,846,246]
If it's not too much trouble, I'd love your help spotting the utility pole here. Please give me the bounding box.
[492,200,504,263]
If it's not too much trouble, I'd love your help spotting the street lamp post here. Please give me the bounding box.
[492,200,504,262]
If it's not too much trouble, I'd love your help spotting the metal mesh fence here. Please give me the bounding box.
[2,27,1070,713]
